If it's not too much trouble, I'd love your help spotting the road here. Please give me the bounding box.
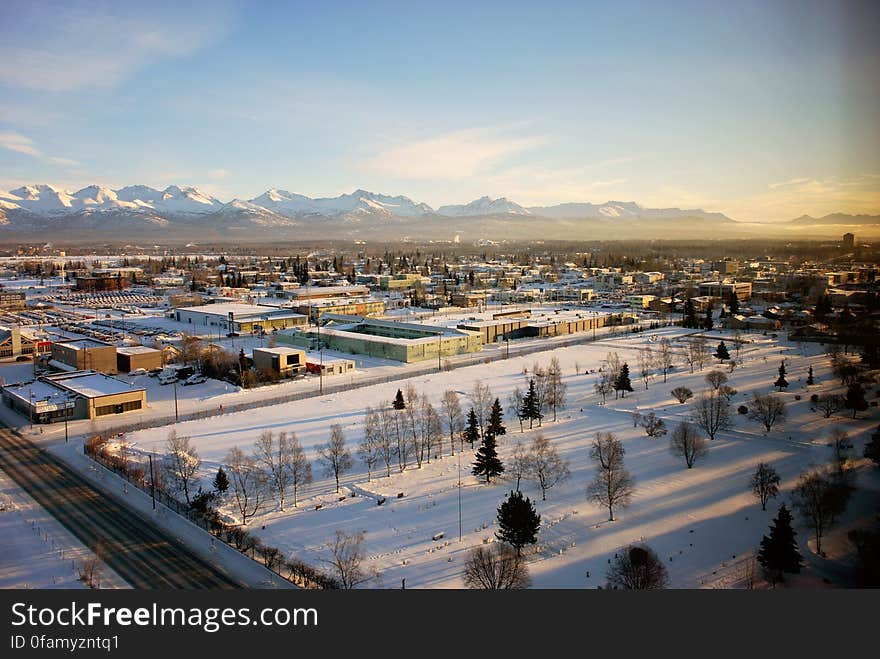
[0,422,243,589]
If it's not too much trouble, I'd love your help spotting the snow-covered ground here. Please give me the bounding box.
[0,469,128,589]
[104,327,878,588]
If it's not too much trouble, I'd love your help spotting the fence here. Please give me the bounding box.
[83,439,337,589]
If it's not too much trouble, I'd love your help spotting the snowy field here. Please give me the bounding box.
[0,469,127,589]
[84,328,880,587]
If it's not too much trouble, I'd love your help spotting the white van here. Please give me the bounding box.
[158,371,178,385]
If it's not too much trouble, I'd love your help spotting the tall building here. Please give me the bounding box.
[842,233,855,248]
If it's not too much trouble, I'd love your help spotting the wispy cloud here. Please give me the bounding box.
[0,131,39,156]
[0,2,234,92]
[209,169,230,179]
[362,126,548,181]
[47,156,79,166]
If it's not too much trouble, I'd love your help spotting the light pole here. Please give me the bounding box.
[173,378,179,422]
[457,448,462,542]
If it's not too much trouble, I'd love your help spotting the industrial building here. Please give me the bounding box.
[697,281,752,302]
[0,326,46,359]
[279,316,482,363]
[252,346,307,377]
[50,339,117,373]
[457,310,633,344]
[306,358,355,376]
[116,345,164,373]
[2,370,146,423]
[174,302,308,334]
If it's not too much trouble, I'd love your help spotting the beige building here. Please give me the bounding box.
[116,345,163,372]
[51,339,117,373]
[2,370,146,422]
[252,346,306,377]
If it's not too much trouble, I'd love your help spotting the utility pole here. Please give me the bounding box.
[63,395,70,443]
[173,379,179,422]
[148,454,156,510]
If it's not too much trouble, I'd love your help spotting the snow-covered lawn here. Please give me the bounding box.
[117,327,878,588]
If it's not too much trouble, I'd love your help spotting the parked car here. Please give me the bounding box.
[129,368,148,376]
[147,368,163,377]
[182,373,207,386]
[158,372,178,385]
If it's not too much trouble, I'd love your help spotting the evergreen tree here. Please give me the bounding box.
[464,408,480,445]
[714,341,730,362]
[495,490,541,555]
[212,466,229,495]
[521,378,542,429]
[393,389,406,410]
[806,365,814,386]
[757,504,802,585]
[472,433,504,483]
[728,294,739,316]
[703,302,714,330]
[774,362,789,391]
[844,381,868,418]
[683,298,698,328]
[614,363,634,398]
[485,398,506,441]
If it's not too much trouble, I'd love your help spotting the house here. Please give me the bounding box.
[252,347,307,377]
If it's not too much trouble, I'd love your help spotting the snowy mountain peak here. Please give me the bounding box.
[437,196,531,217]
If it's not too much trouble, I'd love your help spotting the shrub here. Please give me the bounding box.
[810,394,819,403]
[738,405,748,414]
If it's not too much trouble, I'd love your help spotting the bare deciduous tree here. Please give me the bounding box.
[587,432,634,521]
[508,386,526,432]
[463,543,531,589]
[594,371,613,405]
[255,430,298,511]
[829,427,853,473]
[653,338,675,382]
[224,446,269,525]
[318,424,354,493]
[358,407,381,481]
[441,390,463,454]
[78,538,105,589]
[606,544,669,589]
[704,370,728,392]
[815,394,845,419]
[691,391,731,440]
[287,432,312,507]
[508,441,531,491]
[669,421,707,468]
[671,386,693,404]
[377,404,396,477]
[162,430,201,505]
[641,412,668,438]
[637,347,654,390]
[792,471,835,555]
[748,393,786,432]
[528,433,570,500]
[324,530,373,589]
[545,357,567,421]
[751,462,780,511]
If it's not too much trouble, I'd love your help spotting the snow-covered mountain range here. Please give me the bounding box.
[0,183,729,222]
[2,182,870,241]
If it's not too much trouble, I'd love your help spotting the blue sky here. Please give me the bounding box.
[1,0,878,220]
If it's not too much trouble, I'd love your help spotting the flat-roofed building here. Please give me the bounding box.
[1,370,146,422]
[697,281,752,302]
[252,346,306,377]
[279,316,481,363]
[116,345,163,373]
[0,291,26,310]
[51,338,117,373]
[174,302,308,334]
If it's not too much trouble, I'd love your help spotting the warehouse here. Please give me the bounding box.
[279,316,482,363]
[51,338,117,373]
[174,302,308,334]
[116,345,164,373]
[2,370,146,422]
